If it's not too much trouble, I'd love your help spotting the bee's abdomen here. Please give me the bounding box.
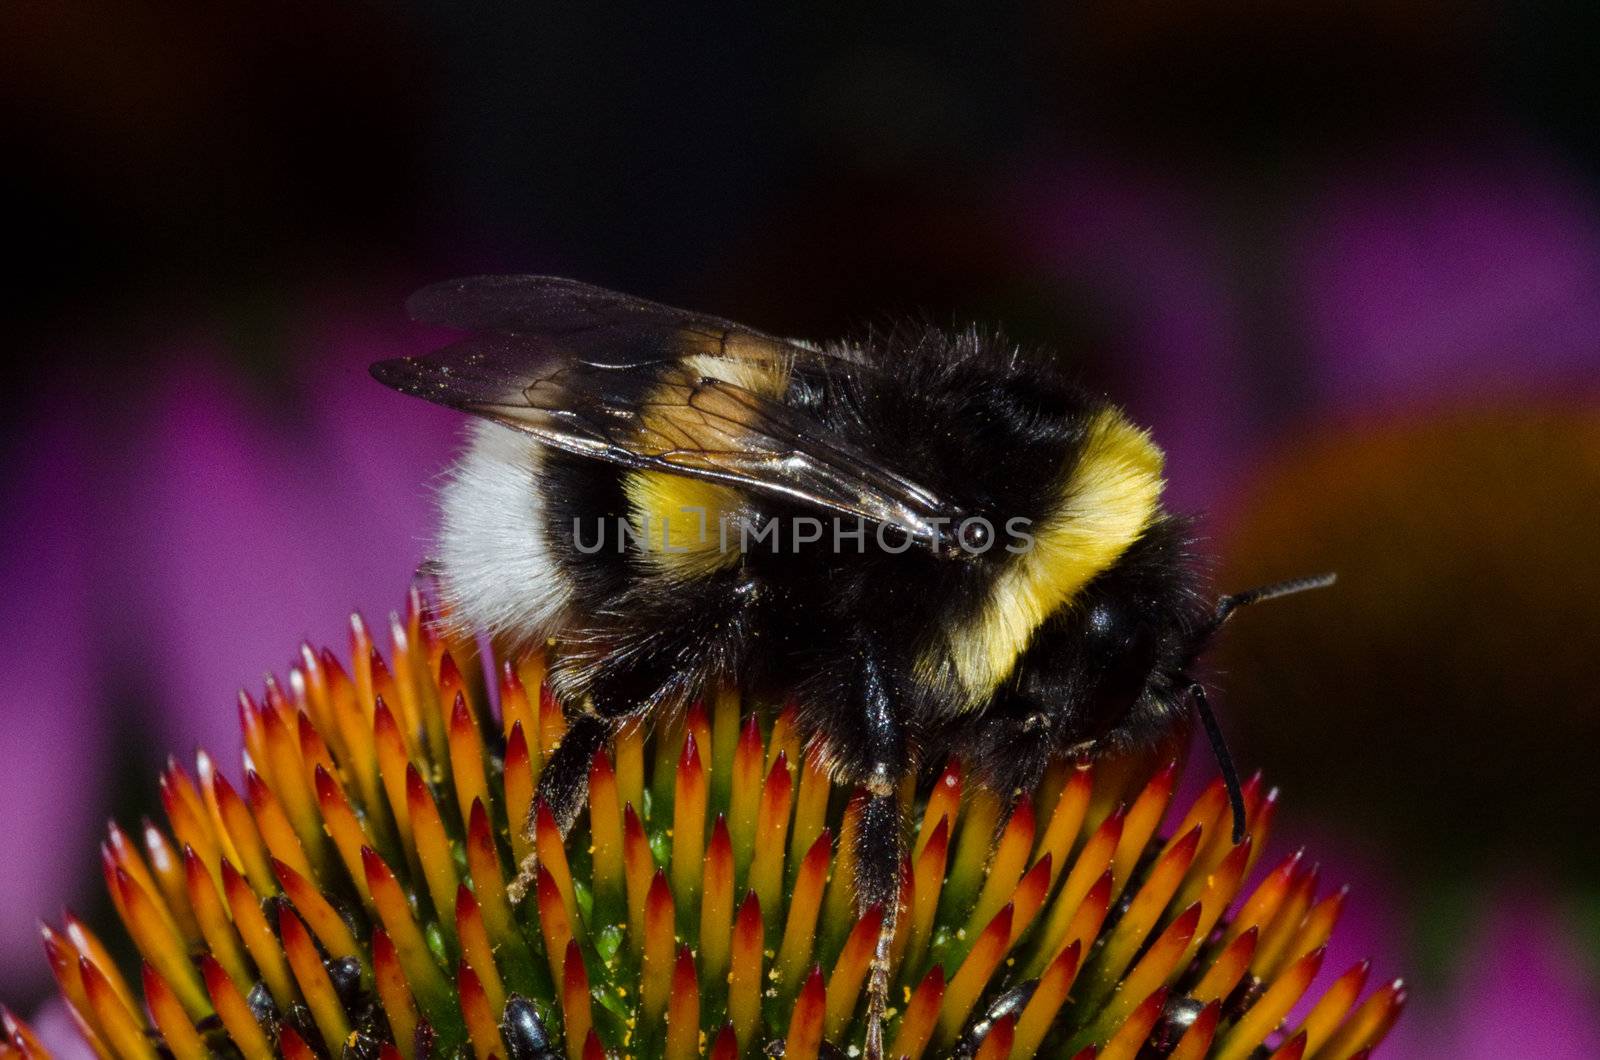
[436,421,574,645]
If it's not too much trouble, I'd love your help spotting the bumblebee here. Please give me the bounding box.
[373,276,1329,1057]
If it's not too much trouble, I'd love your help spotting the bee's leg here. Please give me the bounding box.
[509,712,609,901]
[856,788,903,1060]
[853,645,907,1060]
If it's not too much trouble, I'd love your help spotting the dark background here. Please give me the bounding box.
[5,3,1598,1054]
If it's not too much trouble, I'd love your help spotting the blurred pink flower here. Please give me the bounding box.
[121,319,459,757]
[29,997,94,1060]
[0,401,108,999]
[1380,889,1600,1059]
[0,306,459,999]
[1291,138,1600,411]
[1011,133,1600,517]
[1011,152,1246,512]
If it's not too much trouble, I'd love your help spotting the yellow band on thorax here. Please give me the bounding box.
[941,407,1165,704]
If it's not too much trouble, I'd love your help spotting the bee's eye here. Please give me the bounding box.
[957,518,993,554]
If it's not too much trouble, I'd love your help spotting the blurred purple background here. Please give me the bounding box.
[6,3,1599,1053]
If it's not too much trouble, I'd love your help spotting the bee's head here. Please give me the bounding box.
[1013,517,1206,750]
[974,531,1334,842]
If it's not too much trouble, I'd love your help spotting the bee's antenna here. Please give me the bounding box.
[1210,572,1337,634]
[1187,572,1335,843]
[1188,683,1248,843]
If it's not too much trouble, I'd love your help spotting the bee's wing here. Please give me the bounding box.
[374,276,959,546]
[404,275,811,368]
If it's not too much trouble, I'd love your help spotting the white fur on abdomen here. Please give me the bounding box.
[437,421,571,643]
